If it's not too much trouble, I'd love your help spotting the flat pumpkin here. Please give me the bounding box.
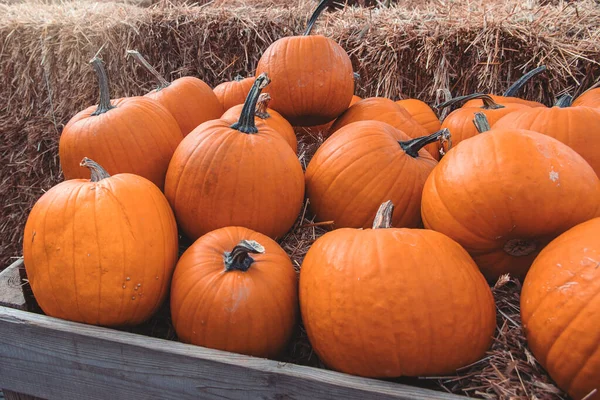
[299,201,496,377]
[213,75,256,111]
[23,158,179,327]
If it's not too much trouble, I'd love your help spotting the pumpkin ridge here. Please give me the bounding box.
[68,183,87,323]
[566,340,600,394]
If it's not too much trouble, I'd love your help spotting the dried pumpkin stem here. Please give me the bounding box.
[89,57,116,116]
[436,88,453,121]
[224,240,266,272]
[255,93,271,119]
[80,157,111,182]
[555,93,573,108]
[372,201,394,229]
[399,128,451,158]
[127,50,170,90]
[503,239,537,257]
[304,0,331,36]
[231,73,271,134]
[436,93,504,110]
[503,65,546,97]
[473,112,491,133]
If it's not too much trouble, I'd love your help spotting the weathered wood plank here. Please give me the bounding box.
[2,390,43,400]
[0,306,467,400]
[0,259,26,311]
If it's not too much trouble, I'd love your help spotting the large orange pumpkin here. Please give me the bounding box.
[255,0,354,126]
[572,87,600,108]
[521,218,600,400]
[395,98,441,134]
[305,120,447,229]
[170,226,298,358]
[127,50,223,137]
[165,73,305,241]
[421,122,600,281]
[59,58,183,190]
[299,201,496,377]
[23,158,179,327]
[213,75,256,111]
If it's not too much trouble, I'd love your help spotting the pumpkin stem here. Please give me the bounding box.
[372,201,394,229]
[436,93,504,110]
[304,0,331,36]
[230,73,271,134]
[399,128,451,158]
[503,65,546,97]
[473,112,491,133]
[436,88,453,121]
[90,57,116,116]
[127,50,170,90]
[255,93,271,119]
[223,240,265,272]
[555,93,573,108]
[80,157,111,182]
[233,74,245,82]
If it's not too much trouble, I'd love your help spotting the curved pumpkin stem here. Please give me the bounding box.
[127,50,170,90]
[255,93,271,119]
[304,0,331,36]
[372,201,394,229]
[503,65,546,97]
[473,112,491,133]
[224,240,265,272]
[555,93,573,108]
[89,57,116,116]
[399,128,451,158]
[436,88,453,121]
[436,93,504,110]
[80,157,111,182]
[231,73,271,134]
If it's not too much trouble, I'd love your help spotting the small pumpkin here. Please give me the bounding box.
[306,120,448,229]
[221,93,297,153]
[23,158,179,327]
[59,57,183,190]
[395,98,441,134]
[255,0,354,126]
[572,87,600,109]
[213,75,256,111]
[170,226,298,358]
[521,217,600,400]
[422,115,600,281]
[165,73,305,241]
[127,50,223,136]
[299,201,496,378]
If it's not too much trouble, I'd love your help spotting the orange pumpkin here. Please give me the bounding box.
[572,87,600,108]
[165,73,305,241]
[421,121,600,281]
[221,93,297,153]
[59,58,183,190]
[299,95,362,137]
[23,158,178,327]
[299,201,496,377]
[395,98,441,134]
[255,0,354,126]
[127,50,223,137]
[306,120,447,229]
[521,217,600,400]
[170,226,298,358]
[213,75,256,111]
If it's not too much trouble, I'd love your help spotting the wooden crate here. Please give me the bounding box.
[0,258,468,400]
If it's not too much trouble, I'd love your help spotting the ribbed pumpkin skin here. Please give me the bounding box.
[493,106,600,177]
[463,95,545,108]
[573,88,600,108]
[255,35,354,126]
[396,98,441,134]
[213,77,255,111]
[146,77,223,137]
[23,173,179,326]
[422,128,600,281]
[171,226,298,359]
[305,121,437,229]
[59,97,183,190]
[521,218,600,400]
[299,228,496,377]
[164,120,305,241]
[221,104,297,153]
[301,95,362,137]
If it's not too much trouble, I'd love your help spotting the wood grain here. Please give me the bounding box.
[0,259,26,311]
[2,390,43,400]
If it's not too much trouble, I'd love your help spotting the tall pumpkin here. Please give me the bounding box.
[255,0,354,126]
[23,158,178,326]
[171,226,298,358]
[213,75,256,111]
[59,57,183,190]
[165,73,305,241]
[422,117,600,281]
[521,218,600,400]
[299,201,496,378]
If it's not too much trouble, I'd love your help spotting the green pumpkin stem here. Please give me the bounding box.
[255,93,271,119]
[399,128,451,158]
[90,58,116,116]
[231,73,271,134]
[503,65,546,97]
[224,240,265,272]
[372,201,394,229]
[473,112,491,133]
[127,50,170,90]
[80,157,111,182]
[555,94,573,108]
[436,93,504,111]
[304,0,331,36]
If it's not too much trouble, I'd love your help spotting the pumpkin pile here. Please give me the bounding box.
[20,0,600,398]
